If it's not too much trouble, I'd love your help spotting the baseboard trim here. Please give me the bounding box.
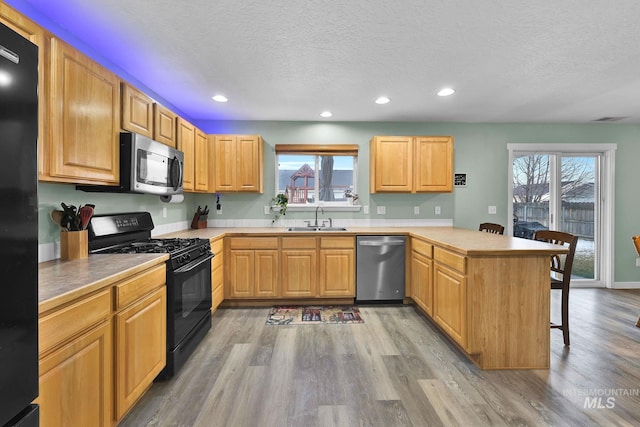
[611,282,640,289]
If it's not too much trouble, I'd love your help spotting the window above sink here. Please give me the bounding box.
[275,144,359,211]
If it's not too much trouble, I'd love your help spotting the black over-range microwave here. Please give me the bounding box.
[77,132,184,196]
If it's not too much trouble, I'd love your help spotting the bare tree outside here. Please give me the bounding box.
[513,155,594,203]
[513,153,597,280]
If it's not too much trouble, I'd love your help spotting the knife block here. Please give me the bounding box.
[60,230,88,260]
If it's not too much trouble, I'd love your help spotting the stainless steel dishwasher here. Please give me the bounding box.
[356,236,406,302]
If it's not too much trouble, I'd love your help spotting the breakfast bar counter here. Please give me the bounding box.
[161,226,565,369]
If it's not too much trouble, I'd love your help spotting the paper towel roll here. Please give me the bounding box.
[160,194,184,203]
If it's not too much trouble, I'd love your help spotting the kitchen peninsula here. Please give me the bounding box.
[161,226,566,370]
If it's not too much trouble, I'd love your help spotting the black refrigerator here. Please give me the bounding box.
[0,22,40,427]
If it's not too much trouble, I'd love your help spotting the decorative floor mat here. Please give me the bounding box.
[266,306,364,325]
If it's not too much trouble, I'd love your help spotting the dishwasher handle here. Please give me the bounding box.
[358,240,405,247]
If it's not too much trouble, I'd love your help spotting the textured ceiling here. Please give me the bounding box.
[18,0,640,123]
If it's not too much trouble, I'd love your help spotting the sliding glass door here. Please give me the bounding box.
[511,149,607,285]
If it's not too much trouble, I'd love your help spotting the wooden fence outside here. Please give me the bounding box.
[513,202,594,239]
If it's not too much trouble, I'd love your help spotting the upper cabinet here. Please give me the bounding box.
[177,118,196,192]
[153,104,177,148]
[194,129,209,192]
[212,135,264,193]
[370,135,453,193]
[177,118,209,193]
[43,37,120,185]
[120,82,153,138]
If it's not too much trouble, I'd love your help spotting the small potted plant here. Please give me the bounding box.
[271,193,288,224]
[344,189,359,205]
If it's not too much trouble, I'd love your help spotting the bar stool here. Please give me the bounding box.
[533,230,578,346]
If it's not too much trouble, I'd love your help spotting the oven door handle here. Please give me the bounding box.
[173,252,214,274]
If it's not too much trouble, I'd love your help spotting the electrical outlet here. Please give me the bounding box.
[377,206,386,215]
[488,205,497,214]
[636,257,640,267]
[216,208,222,215]
[435,206,441,215]
[414,206,420,215]
[363,205,369,214]
[264,206,271,215]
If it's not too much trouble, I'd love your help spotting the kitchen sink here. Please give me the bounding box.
[286,227,348,232]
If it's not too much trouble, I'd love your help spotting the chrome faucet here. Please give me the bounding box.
[314,206,324,227]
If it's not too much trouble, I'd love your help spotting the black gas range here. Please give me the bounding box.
[88,212,213,379]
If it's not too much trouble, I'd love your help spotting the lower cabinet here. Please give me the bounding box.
[114,287,166,420]
[38,262,167,426]
[225,235,355,300]
[411,239,433,316]
[432,247,468,350]
[281,237,318,297]
[319,237,355,297]
[211,237,224,311]
[38,320,113,427]
[226,237,279,298]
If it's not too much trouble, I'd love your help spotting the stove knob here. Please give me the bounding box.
[185,253,191,261]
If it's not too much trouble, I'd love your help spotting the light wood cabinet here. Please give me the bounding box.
[114,287,166,419]
[44,37,120,185]
[120,82,153,137]
[432,247,468,350]
[195,129,209,192]
[226,237,279,298]
[38,290,113,427]
[178,118,210,193]
[211,237,224,311]
[212,135,264,193]
[319,237,355,297]
[281,237,317,298]
[225,235,355,300]
[153,103,178,148]
[113,264,166,420]
[410,238,433,316]
[177,118,196,191]
[38,262,167,425]
[370,136,413,192]
[370,135,453,193]
[414,136,454,192]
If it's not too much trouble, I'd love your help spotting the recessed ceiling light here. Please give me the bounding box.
[212,95,228,103]
[437,88,455,97]
[375,96,390,104]
[320,111,333,118]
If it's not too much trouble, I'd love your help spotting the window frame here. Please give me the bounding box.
[274,144,360,212]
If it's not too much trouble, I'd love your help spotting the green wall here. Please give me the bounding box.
[38,120,640,284]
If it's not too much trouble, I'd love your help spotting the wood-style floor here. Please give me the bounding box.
[120,289,640,426]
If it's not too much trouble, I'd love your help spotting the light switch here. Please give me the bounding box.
[363,205,369,214]
[377,206,386,215]
[488,205,497,214]
[435,206,441,215]
[162,207,167,218]
[264,206,271,215]
[414,206,420,215]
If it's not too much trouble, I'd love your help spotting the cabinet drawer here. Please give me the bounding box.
[412,238,433,258]
[434,247,466,274]
[210,237,224,254]
[211,251,223,271]
[282,237,317,249]
[228,237,278,250]
[320,236,354,249]
[39,289,111,355]
[114,264,166,310]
